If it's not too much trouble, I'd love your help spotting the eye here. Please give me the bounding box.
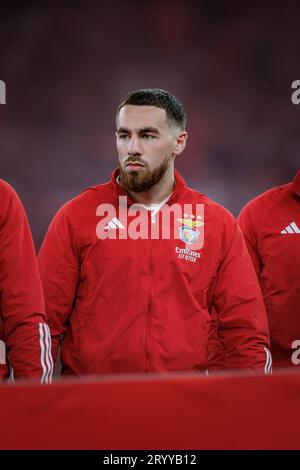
[142,134,157,140]
[118,134,130,140]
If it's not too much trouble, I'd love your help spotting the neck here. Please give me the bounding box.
[126,166,175,205]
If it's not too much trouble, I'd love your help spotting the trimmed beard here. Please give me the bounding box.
[119,155,172,193]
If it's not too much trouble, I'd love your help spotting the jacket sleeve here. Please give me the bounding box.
[207,308,225,371]
[237,205,261,276]
[0,182,53,382]
[37,204,79,366]
[211,210,271,373]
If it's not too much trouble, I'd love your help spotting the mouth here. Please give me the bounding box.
[125,162,145,171]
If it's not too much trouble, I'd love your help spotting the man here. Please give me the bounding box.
[0,179,53,382]
[209,169,300,370]
[238,169,300,368]
[38,88,271,376]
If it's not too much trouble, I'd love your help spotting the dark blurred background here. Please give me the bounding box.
[0,0,299,249]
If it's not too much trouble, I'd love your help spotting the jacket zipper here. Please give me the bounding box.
[145,210,153,371]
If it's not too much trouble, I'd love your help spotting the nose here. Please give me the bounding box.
[127,136,142,156]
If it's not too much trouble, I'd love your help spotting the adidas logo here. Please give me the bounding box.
[104,217,125,230]
[281,221,300,234]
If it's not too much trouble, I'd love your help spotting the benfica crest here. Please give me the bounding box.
[177,216,204,245]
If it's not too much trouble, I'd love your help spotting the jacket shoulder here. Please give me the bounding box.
[239,183,292,218]
[0,179,19,201]
[55,180,113,215]
[0,179,24,221]
[186,186,236,223]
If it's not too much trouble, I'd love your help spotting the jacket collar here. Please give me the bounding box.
[111,167,187,204]
[291,169,300,197]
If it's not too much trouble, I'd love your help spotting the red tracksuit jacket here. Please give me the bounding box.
[238,169,300,368]
[38,169,270,376]
[0,180,53,382]
[209,169,300,370]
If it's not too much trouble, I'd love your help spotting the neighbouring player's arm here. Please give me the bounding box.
[38,204,80,364]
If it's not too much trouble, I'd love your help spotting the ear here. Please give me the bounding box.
[173,131,188,156]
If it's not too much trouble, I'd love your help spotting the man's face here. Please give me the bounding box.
[116,105,186,193]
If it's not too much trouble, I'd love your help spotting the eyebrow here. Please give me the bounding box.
[117,126,160,134]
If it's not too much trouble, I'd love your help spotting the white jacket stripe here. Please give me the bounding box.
[264,347,272,375]
[45,324,54,383]
[39,322,47,383]
[42,324,53,384]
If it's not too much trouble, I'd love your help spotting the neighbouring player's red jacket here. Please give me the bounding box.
[209,169,300,370]
[0,180,53,382]
[38,169,271,376]
[239,169,300,368]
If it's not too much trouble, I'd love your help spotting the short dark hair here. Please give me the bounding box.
[117,88,186,130]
